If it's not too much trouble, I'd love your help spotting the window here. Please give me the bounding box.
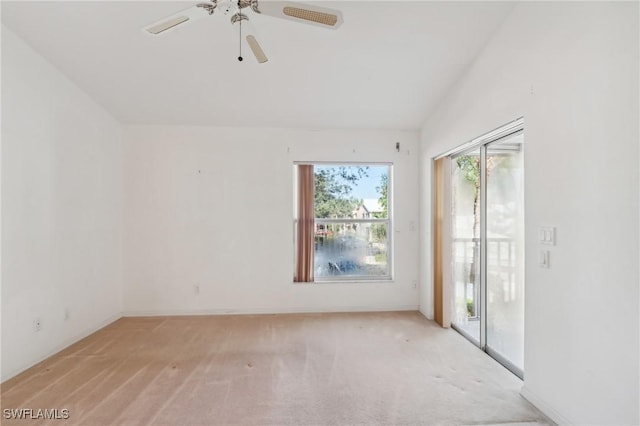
[294,163,391,282]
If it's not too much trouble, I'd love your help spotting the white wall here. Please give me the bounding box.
[124,125,420,315]
[419,2,639,425]
[1,27,124,381]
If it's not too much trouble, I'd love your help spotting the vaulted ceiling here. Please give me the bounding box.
[2,1,514,129]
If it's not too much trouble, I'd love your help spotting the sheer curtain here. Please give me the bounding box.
[294,165,314,282]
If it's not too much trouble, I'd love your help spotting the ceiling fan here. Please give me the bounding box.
[143,0,344,64]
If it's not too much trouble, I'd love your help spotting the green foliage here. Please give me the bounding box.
[374,252,387,263]
[375,173,388,217]
[314,166,369,218]
[455,155,481,241]
[371,224,386,242]
[370,171,389,241]
[466,299,475,317]
[456,156,480,187]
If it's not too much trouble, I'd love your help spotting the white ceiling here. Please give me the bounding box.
[1,1,514,130]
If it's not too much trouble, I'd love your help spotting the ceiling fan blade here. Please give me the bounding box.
[144,3,215,35]
[251,1,343,29]
[232,13,269,63]
[246,35,268,63]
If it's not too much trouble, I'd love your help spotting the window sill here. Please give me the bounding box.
[294,279,394,284]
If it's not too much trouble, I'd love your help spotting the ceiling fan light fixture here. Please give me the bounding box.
[146,16,190,34]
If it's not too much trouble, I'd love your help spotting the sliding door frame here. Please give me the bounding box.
[479,145,488,351]
[433,157,451,328]
[434,117,524,378]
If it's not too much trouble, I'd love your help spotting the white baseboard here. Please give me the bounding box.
[418,307,433,320]
[123,305,419,317]
[520,385,573,425]
[1,312,123,383]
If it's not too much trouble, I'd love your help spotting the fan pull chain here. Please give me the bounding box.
[237,1,243,61]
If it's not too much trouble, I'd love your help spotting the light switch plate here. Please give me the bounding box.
[539,227,555,245]
[539,250,550,268]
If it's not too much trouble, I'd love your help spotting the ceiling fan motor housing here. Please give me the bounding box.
[218,0,246,15]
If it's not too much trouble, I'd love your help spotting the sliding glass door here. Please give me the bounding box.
[485,132,524,375]
[451,148,481,345]
[447,124,524,378]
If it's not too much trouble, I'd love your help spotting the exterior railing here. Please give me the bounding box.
[452,237,517,319]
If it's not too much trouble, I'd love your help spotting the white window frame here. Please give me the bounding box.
[294,161,394,283]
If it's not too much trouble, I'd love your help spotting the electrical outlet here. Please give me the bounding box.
[64,308,70,321]
[34,318,42,332]
[412,280,418,289]
[194,285,200,295]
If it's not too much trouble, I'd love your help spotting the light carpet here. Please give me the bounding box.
[1,311,552,425]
